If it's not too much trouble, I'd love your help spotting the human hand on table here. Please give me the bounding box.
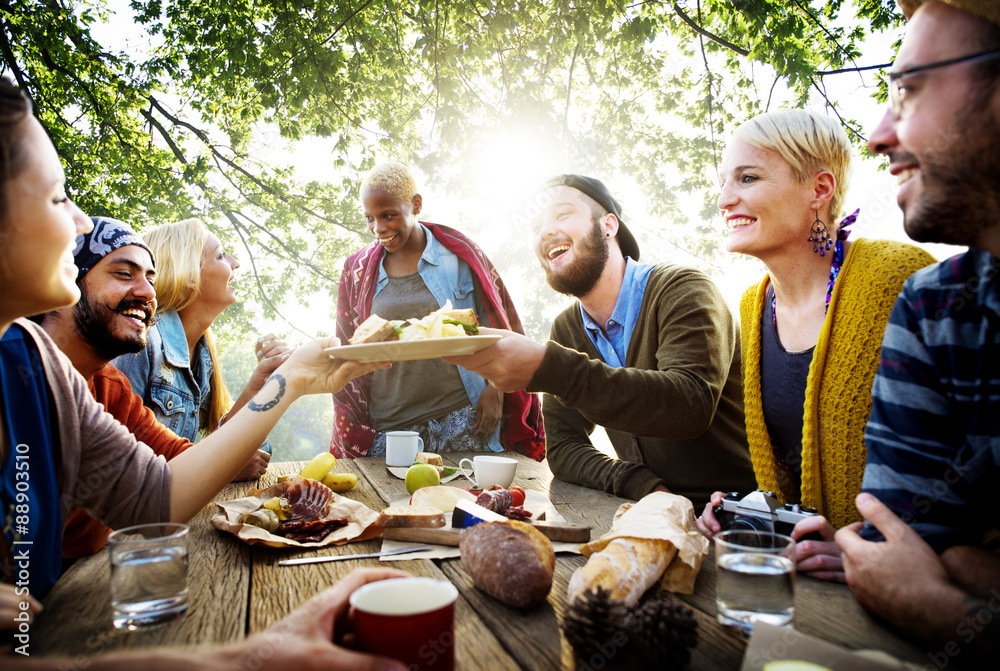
[0,583,41,651]
[226,568,411,671]
[697,491,845,581]
[473,385,503,439]
[232,449,271,482]
[443,328,546,393]
[791,515,845,582]
[836,493,953,629]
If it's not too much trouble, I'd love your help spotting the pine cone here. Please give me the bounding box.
[625,596,699,668]
[562,587,629,657]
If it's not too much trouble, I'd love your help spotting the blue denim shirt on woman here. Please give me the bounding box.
[375,223,502,451]
[112,311,272,454]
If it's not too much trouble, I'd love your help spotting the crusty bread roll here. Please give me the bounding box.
[375,505,445,528]
[414,452,443,467]
[460,521,554,608]
[567,537,676,608]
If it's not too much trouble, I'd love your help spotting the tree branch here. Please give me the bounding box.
[816,63,891,75]
[696,1,719,175]
[148,95,358,234]
[669,1,749,57]
[564,43,580,131]
[809,77,867,143]
[225,211,316,340]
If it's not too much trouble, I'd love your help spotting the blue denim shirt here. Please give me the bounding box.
[375,224,501,451]
[113,312,272,454]
[581,258,657,366]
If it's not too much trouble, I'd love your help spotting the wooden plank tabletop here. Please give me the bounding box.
[33,451,942,670]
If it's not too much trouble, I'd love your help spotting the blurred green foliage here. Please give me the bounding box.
[2,0,903,345]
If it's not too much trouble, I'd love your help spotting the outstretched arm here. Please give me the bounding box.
[167,338,388,522]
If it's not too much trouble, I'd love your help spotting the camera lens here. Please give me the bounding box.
[729,515,773,537]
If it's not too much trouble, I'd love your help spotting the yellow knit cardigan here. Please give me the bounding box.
[740,238,936,529]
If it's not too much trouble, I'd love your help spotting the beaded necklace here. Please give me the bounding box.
[771,209,859,328]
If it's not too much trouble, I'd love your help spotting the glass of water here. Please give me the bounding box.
[715,529,796,633]
[108,522,190,630]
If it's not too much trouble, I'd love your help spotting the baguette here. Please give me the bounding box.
[567,537,676,608]
[375,505,445,528]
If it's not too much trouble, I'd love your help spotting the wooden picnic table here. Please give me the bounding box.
[34,452,937,669]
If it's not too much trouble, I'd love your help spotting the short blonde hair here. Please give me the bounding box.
[732,109,852,221]
[360,162,418,204]
[141,217,232,435]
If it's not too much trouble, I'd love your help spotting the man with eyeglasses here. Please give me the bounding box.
[835,1,1000,663]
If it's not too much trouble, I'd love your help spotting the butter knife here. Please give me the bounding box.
[278,545,433,566]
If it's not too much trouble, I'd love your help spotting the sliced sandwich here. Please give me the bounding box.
[349,315,397,344]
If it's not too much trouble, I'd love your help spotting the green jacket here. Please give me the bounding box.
[529,264,755,507]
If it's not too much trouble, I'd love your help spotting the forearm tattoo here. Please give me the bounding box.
[248,373,286,412]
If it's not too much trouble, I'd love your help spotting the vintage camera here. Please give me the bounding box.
[713,490,820,538]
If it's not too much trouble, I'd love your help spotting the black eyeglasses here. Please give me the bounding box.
[888,49,1000,118]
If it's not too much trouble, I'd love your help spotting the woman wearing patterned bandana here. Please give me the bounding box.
[0,79,399,666]
[698,108,936,581]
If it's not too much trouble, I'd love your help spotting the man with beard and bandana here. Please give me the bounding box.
[446,175,754,506]
[39,218,270,558]
[833,1,1000,661]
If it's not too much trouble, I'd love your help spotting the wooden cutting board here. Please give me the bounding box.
[382,520,591,546]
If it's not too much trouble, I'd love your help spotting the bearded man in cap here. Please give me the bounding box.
[41,217,271,558]
[446,175,754,506]
[834,1,1000,661]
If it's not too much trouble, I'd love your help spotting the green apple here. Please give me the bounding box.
[404,464,441,495]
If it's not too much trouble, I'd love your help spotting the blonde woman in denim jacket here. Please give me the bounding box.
[113,219,286,480]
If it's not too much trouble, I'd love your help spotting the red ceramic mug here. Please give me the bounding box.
[349,577,459,671]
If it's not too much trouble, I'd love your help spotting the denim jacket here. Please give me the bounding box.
[112,312,272,454]
[375,224,501,451]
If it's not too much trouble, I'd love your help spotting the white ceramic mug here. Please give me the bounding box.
[458,455,517,489]
[386,431,424,467]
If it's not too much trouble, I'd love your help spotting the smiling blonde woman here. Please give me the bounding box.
[699,108,936,581]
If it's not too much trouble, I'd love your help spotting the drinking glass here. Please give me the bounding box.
[715,529,796,632]
[108,522,190,630]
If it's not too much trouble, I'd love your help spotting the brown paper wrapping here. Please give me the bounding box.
[211,480,382,549]
[578,491,709,594]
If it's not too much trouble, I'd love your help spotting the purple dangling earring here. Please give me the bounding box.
[807,209,831,257]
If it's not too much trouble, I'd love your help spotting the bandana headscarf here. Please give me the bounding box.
[73,217,155,279]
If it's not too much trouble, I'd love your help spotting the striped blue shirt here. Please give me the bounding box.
[860,249,1000,551]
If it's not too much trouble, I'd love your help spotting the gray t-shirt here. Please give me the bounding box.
[369,273,469,429]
